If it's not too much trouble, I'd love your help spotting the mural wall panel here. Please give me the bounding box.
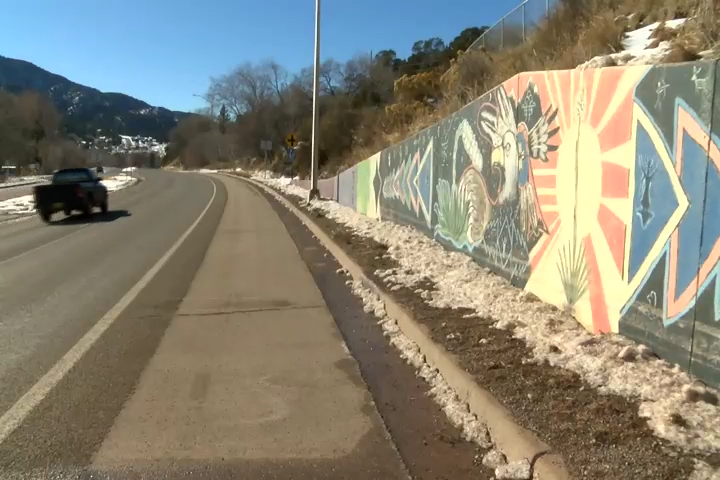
[618,62,717,371]
[689,60,720,382]
[300,60,720,387]
[432,75,554,286]
[338,165,357,210]
[355,153,381,219]
[291,177,338,200]
[319,178,338,200]
[377,124,437,235]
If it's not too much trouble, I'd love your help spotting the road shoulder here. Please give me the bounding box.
[90,174,409,479]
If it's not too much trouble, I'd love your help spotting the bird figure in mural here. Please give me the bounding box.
[478,84,559,242]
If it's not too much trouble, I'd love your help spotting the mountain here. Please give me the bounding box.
[0,55,191,142]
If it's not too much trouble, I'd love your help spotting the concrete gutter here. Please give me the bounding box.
[226,173,572,480]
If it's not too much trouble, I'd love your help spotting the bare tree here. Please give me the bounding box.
[0,92,27,168]
[173,49,410,172]
[41,140,88,173]
[207,62,273,117]
[261,60,289,104]
[319,59,344,96]
[15,91,60,168]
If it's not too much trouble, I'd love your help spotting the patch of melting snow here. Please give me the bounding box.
[102,174,138,192]
[0,196,35,215]
[690,460,720,480]
[256,173,720,478]
[580,18,687,68]
[495,458,532,480]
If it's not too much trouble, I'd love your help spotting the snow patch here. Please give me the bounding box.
[0,196,35,216]
[689,459,720,480]
[495,459,532,480]
[580,18,687,68]
[115,135,167,157]
[482,449,508,469]
[102,174,139,192]
[256,173,720,463]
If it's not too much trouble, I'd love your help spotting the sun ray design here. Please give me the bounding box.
[524,67,646,332]
[543,70,565,138]
[586,68,602,122]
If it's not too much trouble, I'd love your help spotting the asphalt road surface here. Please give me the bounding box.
[0,168,122,203]
[0,170,483,480]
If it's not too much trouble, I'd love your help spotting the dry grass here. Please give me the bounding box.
[677,1,720,58]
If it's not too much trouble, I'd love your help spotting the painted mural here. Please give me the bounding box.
[376,127,436,233]
[339,60,720,388]
[338,165,357,210]
[355,153,380,219]
[432,77,560,283]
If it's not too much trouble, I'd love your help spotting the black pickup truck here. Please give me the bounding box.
[33,168,109,223]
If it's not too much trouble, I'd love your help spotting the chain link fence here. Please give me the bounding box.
[468,0,559,52]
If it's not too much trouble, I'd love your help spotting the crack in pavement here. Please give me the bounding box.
[174,304,328,317]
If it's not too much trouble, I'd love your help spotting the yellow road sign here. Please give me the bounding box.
[285,133,298,148]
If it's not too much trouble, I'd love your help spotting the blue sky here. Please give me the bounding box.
[0,0,512,112]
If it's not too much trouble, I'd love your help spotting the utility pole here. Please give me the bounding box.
[308,0,321,201]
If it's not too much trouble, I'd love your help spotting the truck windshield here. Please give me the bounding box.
[52,169,93,184]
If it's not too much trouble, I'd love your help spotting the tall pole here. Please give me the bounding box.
[308,0,321,200]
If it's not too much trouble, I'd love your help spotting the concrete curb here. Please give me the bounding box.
[225,173,572,480]
[0,214,34,225]
[0,180,46,190]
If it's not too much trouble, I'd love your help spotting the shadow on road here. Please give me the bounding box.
[49,210,132,226]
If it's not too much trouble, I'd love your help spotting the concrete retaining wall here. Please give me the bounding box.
[298,61,720,387]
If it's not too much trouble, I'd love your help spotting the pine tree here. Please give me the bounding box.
[218,105,230,134]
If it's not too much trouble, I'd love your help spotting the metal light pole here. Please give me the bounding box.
[308,0,321,201]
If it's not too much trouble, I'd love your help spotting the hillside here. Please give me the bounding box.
[0,55,190,142]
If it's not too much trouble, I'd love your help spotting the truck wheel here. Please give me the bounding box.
[40,210,52,223]
[101,200,108,214]
[82,203,92,217]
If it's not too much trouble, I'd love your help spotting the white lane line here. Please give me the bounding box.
[0,178,218,445]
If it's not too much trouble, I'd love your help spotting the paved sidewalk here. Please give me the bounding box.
[91,175,407,478]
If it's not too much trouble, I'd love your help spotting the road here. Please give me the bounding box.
[0,169,483,480]
[0,168,122,203]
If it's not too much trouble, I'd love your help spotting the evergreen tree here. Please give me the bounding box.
[218,105,229,134]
